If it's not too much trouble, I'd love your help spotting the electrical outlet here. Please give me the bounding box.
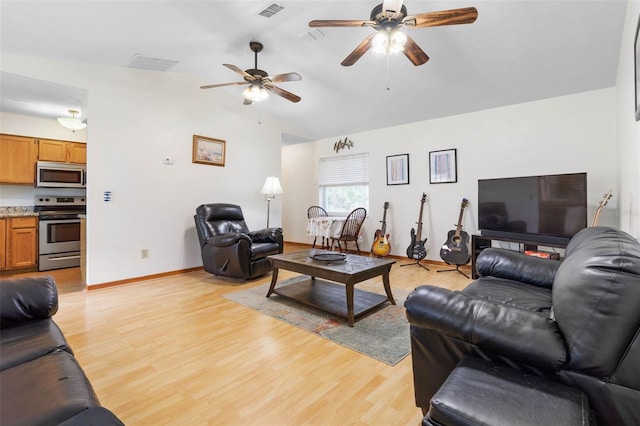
[141,249,149,259]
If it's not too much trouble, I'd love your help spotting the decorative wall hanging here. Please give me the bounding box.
[193,135,225,166]
[429,149,457,184]
[334,137,354,153]
[386,153,410,185]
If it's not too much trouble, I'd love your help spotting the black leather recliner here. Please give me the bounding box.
[194,203,283,280]
[405,226,640,425]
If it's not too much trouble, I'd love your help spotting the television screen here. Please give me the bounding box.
[478,173,587,246]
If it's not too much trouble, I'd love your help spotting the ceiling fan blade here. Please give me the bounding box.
[264,84,301,103]
[200,81,249,89]
[403,35,429,66]
[309,19,375,28]
[341,34,375,66]
[269,72,302,83]
[407,7,478,28]
[223,63,254,80]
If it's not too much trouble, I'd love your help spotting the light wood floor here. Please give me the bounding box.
[6,244,472,425]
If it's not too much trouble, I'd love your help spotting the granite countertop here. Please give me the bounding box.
[0,206,38,218]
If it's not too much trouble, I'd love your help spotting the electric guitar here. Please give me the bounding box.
[591,190,613,227]
[440,198,471,265]
[372,202,391,257]
[406,193,428,260]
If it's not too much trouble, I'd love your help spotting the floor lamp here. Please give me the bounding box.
[261,176,283,228]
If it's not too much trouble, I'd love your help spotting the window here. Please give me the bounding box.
[319,153,369,214]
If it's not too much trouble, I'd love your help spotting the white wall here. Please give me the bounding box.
[283,88,618,260]
[1,54,285,285]
[616,1,640,238]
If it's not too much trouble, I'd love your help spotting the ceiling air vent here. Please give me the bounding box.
[258,3,284,18]
[123,54,179,72]
[302,28,327,42]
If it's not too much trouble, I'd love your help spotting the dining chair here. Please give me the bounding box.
[330,207,367,255]
[307,205,329,248]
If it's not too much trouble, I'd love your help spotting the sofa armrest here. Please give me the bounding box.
[0,276,59,328]
[405,285,567,370]
[250,227,283,243]
[205,233,251,248]
[476,248,560,289]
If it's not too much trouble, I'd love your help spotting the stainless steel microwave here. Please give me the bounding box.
[36,161,86,188]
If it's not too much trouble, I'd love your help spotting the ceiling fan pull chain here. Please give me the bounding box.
[386,53,392,92]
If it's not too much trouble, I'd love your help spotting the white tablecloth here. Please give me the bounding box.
[306,216,347,239]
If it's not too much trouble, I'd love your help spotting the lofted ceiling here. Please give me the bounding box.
[0,1,628,143]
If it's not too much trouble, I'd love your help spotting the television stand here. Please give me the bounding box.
[471,234,567,279]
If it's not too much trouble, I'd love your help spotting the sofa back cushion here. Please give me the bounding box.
[552,227,640,380]
[195,203,250,239]
[1,276,58,328]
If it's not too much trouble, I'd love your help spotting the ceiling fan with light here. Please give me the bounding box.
[309,0,478,66]
[200,41,301,104]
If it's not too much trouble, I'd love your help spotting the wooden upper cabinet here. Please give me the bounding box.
[38,139,86,164]
[0,134,38,184]
[68,142,87,164]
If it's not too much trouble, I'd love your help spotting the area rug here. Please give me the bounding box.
[224,276,411,366]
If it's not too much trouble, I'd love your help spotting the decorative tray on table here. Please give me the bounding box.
[310,253,347,262]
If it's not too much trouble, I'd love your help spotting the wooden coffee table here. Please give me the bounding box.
[266,250,396,326]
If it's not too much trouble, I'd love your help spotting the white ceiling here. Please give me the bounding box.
[0,1,628,143]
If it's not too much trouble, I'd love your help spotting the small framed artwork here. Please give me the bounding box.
[192,135,225,166]
[386,153,410,185]
[429,149,457,184]
[635,13,640,121]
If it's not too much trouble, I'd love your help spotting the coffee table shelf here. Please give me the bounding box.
[272,277,391,320]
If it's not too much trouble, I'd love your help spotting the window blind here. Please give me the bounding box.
[319,153,369,186]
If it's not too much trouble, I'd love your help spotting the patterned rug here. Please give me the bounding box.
[224,276,411,366]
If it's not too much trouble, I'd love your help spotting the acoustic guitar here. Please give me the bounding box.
[440,198,471,265]
[406,193,428,260]
[371,202,391,257]
[591,190,613,227]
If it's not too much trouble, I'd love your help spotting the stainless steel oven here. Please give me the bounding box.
[35,196,86,271]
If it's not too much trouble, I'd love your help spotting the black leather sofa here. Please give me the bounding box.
[0,275,124,425]
[405,226,640,425]
[194,203,283,280]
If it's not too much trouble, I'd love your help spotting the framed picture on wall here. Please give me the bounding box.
[192,135,225,166]
[635,13,640,121]
[429,149,457,184]
[386,153,410,185]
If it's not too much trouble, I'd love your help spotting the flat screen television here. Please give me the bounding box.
[478,172,587,246]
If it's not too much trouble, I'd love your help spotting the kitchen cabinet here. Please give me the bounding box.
[38,139,86,164]
[1,217,38,271]
[0,134,38,185]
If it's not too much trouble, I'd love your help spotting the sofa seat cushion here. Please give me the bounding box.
[0,349,100,425]
[0,319,71,371]
[425,355,592,426]
[464,276,552,314]
[250,242,280,260]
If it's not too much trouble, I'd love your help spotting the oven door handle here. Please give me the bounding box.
[44,254,81,261]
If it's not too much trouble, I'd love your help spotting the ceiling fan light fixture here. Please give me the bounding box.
[372,29,407,55]
[57,109,87,132]
[243,84,270,102]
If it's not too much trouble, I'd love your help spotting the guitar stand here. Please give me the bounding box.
[401,259,430,271]
[437,264,469,279]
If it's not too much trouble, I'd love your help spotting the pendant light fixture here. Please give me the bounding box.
[57,109,87,132]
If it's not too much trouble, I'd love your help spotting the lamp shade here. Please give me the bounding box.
[261,176,284,195]
[57,110,87,132]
